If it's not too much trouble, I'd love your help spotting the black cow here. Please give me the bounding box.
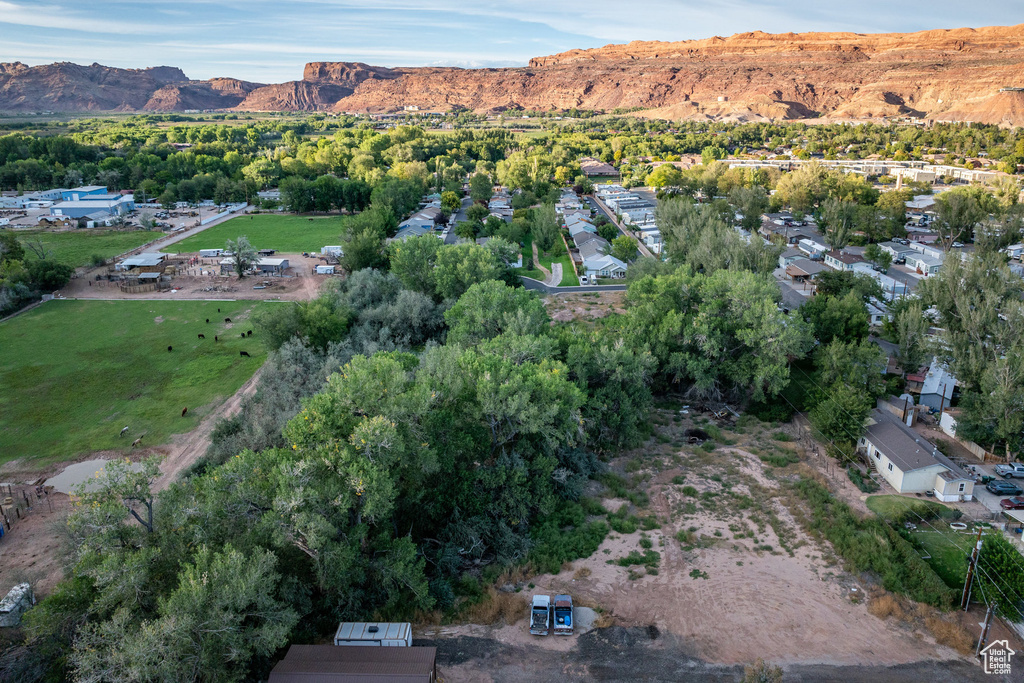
[198,333,205,339]
[167,345,173,352]
[240,351,250,358]
[246,330,252,337]
[181,407,188,417]
[224,317,231,323]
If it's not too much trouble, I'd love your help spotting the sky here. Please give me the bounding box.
[0,1,1020,82]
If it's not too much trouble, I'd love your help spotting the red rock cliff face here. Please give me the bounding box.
[322,24,1024,124]
[4,24,1024,124]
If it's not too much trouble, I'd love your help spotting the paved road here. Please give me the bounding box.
[520,276,627,294]
[588,194,655,259]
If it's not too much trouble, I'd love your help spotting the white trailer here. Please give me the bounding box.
[334,622,412,647]
[316,265,336,275]
[199,249,223,258]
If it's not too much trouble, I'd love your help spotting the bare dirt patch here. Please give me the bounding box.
[60,252,332,302]
[545,291,626,323]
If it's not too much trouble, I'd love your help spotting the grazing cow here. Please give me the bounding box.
[181,407,188,417]
[215,335,218,342]
[131,436,143,449]
[240,351,250,358]
[246,330,252,337]
[224,317,231,323]
[217,308,220,312]
[198,333,205,339]
[206,318,210,323]
[241,332,246,338]
[119,426,129,438]
[167,345,173,352]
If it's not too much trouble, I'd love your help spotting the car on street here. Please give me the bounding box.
[986,480,1022,496]
[999,497,1024,510]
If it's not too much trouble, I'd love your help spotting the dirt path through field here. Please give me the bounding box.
[151,363,264,491]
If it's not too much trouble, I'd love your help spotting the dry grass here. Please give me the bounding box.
[868,593,908,621]
[868,590,975,655]
[462,587,528,626]
[573,567,592,580]
[925,615,974,654]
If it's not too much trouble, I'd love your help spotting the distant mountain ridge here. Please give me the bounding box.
[4,23,1024,125]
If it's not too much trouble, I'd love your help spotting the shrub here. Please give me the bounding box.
[760,452,799,467]
[793,479,955,608]
[681,485,698,497]
[847,466,880,493]
[771,431,794,442]
[615,550,660,568]
[529,500,609,575]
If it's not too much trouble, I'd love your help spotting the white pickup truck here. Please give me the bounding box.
[529,595,551,635]
[995,463,1024,479]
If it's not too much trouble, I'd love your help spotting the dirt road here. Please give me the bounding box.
[152,363,265,491]
[425,627,1000,682]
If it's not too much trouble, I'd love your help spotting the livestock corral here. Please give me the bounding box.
[0,299,271,466]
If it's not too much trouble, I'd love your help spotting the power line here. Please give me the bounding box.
[773,385,1024,620]
[785,359,1024,579]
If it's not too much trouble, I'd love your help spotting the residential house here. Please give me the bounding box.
[582,253,628,279]
[798,238,829,258]
[1004,243,1024,260]
[825,249,866,272]
[905,359,956,411]
[857,409,974,502]
[904,252,943,276]
[573,232,606,250]
[878,241,914,262]
[785,258,830,282]
[778,247,804,269]
[866,298,891,326]
[579,157,619,179]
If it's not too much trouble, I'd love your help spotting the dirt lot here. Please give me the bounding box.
[544,291,627,322]
[424,409,1019,681]
[59,252,333,301]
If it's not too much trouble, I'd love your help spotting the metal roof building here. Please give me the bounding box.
[268,644,436,683]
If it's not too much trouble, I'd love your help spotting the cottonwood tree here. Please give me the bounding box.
[892,300,931,374]
[819,197,856,250]
[934,189,985,252]
[444,280,548,345]
[225,235,259,278]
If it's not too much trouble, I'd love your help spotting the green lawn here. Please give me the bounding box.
[912,530,969,588]
[536,249,579,287]
[0,299,272,465]
[165,214,349,254]
[865,495,960,522]
[19,230,164,268]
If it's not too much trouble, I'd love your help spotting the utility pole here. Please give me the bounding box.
[962,528,984,610]
[976,601,996,657]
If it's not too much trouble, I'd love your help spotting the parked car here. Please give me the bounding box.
[529,595,551,636]
[986,480,1022,496]
[999,497,1024,510]
[995,463,1024,479]
[553,594,574,635]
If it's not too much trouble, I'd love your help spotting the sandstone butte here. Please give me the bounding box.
[3,24,1024,125]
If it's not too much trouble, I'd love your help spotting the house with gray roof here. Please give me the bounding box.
[857,409,974,502]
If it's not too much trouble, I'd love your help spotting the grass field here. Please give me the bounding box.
[19,230,163,268]
[0,299,271,465]
[166,214,349,254]
[912,530,969,588]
